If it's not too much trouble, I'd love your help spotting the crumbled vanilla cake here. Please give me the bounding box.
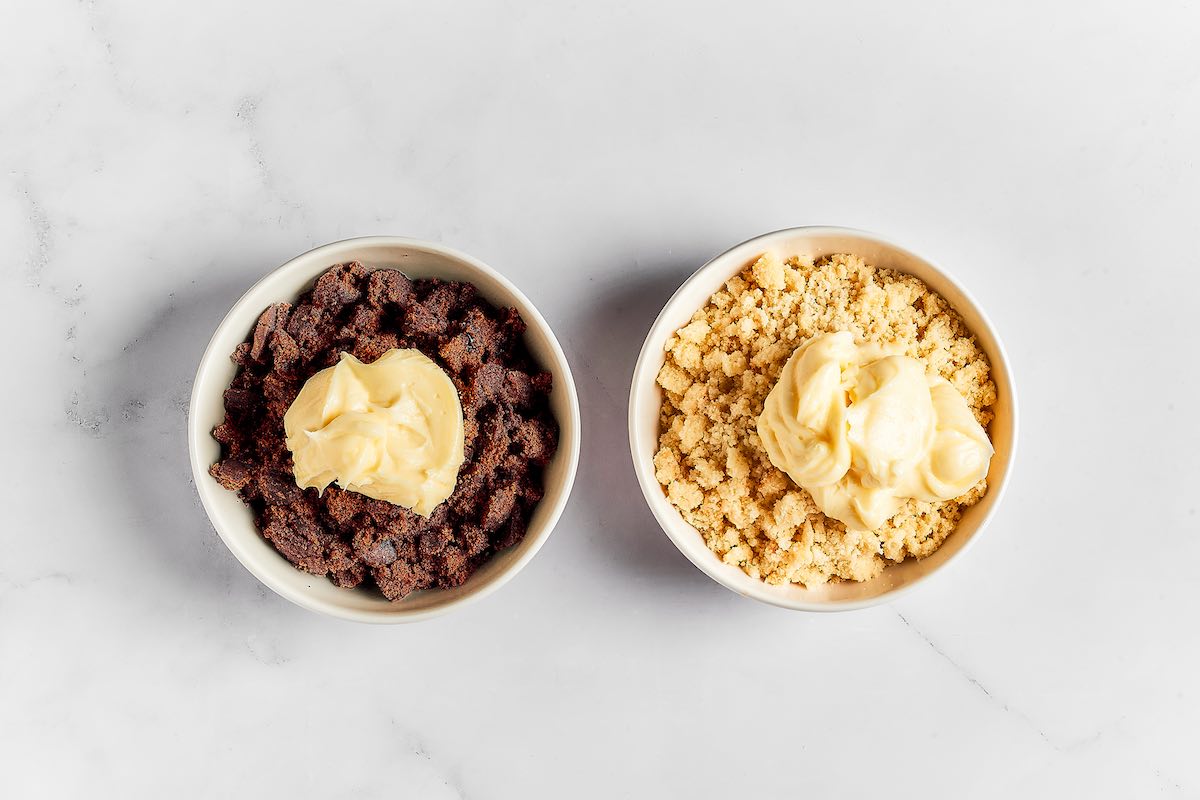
[654,253,996,586]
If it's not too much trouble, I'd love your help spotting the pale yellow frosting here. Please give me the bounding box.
[283,349,464,516]
[757,331,993,531]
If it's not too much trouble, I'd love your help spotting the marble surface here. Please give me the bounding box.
[3,0,1199,796]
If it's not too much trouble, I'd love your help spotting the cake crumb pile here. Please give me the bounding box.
[653,253,996,586]
[210,262,558,600]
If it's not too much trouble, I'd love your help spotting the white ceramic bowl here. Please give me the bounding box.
[189,237,581,623]
[629,227,1018,611]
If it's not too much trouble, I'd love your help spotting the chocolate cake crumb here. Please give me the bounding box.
[209,262,558,600]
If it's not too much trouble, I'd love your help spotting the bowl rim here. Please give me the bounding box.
[188,235,581,623]
[627,225,1020,611]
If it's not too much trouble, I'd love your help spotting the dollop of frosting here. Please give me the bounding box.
[756,332,993,531]
[283,349,464,517]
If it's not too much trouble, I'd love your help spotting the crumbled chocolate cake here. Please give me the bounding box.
[209,262,558,600]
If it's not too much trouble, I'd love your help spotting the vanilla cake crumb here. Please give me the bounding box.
[654,253,997,586]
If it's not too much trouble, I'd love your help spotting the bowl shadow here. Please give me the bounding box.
[557,259,733,594]
[97,269,277,609]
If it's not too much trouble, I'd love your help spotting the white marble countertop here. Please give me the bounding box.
[4,1,1199,797]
